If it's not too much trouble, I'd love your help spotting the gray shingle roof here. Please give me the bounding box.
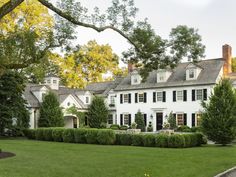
[23,84,40,108]
[114,58,224,91]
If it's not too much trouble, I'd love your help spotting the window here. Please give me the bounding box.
[47,79,51,84]
[53,80,57,84]
[42,93,46,100]
[123,94,129,103]
[196,114,201,126]
[86,97,89,104]
[177,114,184,126]
[156,92,163,102]
[124,114,129,125]
[133,78,138,83]
[107,114,113,124]
[138,93,144,102]
[196,89,203,100]
[67,102,70,106]
[189,69,195,78]
[159,72,165,81]
[110,96,115,105]
[177,91,183,101]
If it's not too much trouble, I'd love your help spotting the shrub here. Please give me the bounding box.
[62,129,75,143]
[52,128,64,142]
[182,134,191,147]
[155,134,169,147]
[97,129,116,145]
[143,134,156,147]
[74,129,87,143]
[177,125,191,132]
[131,134,144,146]
[135,111,145,132]
[24,129,36,139]
[85,129,99,144]
[120,125,128,130]
[43,128,53,141]
[110,124,120,130]
[190,127,202,132]
[168,134,185,148]
[35,128,45,140]
[196,133,207,146]
[116,133,132,145]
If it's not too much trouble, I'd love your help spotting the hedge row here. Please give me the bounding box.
[24,128,206,148]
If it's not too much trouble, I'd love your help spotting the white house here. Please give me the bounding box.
[25,44,235,131]
[24,74,93,129]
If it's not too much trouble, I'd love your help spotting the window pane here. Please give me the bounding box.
[177,91,183,101]
[189,69,194,78]
[177,114,183,125]
[124,94,129,103]
[108,114,113,124]
[110,96,115,104]
[196,89,203,100]
[139,93,144,102]
[196,114,201,126]
[124,114,129,125]
[157,92,163,101]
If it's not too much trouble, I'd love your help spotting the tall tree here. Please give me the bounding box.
[53,40,121,88]
[0,71,29,135]
[0,0,205,77]
[201,79,236,145]
[87,96,109,128]
[38,92,64,127]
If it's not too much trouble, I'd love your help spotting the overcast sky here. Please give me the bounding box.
[74,0,236,63]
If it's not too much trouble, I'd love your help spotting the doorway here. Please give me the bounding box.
[156,113,163,130]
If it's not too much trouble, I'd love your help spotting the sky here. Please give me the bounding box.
[73,0,236,64]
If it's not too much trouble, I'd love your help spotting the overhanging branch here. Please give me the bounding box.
[0,0,24,19]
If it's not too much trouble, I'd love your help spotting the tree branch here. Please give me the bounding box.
[0,0,24,20]
[38,0,140,52]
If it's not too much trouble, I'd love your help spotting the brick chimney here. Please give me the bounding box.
[128,62,135,73]
[223,44,232,76]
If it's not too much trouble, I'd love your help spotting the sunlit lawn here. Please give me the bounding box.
[0,139,236,177]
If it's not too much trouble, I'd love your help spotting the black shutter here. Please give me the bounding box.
[173,91,176,102]
[162,91,166,102]
[183,90,187,101]
[184,114,187,125]
[173,113,176,125]
[120,94,123,104]
[144,92,147,103]
[143,114,147,126]
[120,114,123,125]
[153,92,156,102]
[192,90,195,101]
[192,113,195,127]
[128,114,131,126]
[203,89,207,100]
[173,113,176,118]
[128,93,131,103]
[135,93,138,103]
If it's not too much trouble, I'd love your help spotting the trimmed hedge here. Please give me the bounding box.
[24,128,206,148]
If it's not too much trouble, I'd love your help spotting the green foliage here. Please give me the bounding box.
[85,129,99,144]
[168,134,185,148]
[110,124,120,130]
[74,129,87,143]
[87,96,108,128]
[155,134,169,148]
[120,125,128,130]
[167,112,177,130]
[43,128,53,141]
[24,129,36,139]
[62,129,75,143]
[52,128,64,142]
[35,128,45,141]
[97,129,116,145]
[177,125,191,132]
[143,134,156,147]
[135,111,145,132]
[131,134,144,146]
[201,79,236,145]
[38,92,64,128]
[0,71,30,136]
[147,122,153,132]
[116,133,132,145]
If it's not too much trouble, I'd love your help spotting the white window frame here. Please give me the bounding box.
[107,114,113,124]
[138,93,144,103]
[86,97,89,104]
[177,91,183,101]
[124,114,129,125]
[110,96,115,105]
[177,114,184,126]
[189,69,195,79]
[156,92,163,102]
[53,80,57,84]
[196,89,203,100]
[123,94,129,103]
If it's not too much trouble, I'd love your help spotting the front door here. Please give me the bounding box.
[156,113,163,130]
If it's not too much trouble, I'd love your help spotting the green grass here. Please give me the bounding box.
[0,139,236,177]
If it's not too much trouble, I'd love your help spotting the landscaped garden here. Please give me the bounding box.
[0,139,236,177]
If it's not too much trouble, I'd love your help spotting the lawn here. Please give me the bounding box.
[0,139,236,177]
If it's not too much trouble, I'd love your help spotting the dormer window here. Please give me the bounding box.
[157,70,172,83]
[47,79,51,84]
[189,69,195,79]
[53,80,57,84]
[131,70,141,85]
